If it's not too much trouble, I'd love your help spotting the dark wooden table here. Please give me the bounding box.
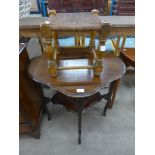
[120,48,135,67]
[28,47,126,144]
[19,41,51,138]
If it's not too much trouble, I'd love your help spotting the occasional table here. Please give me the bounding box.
[28,47,126,144]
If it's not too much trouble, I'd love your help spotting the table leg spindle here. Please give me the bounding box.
[42,97,52,120]
[76,98,83,144]
[102,80,116,116]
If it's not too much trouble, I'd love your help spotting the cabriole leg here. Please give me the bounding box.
[102,81,115,116]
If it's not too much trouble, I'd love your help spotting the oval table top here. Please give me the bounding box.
[28,54,126,98]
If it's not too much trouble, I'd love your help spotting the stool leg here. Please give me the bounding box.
[38,37,44,54]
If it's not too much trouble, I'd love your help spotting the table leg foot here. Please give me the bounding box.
[31,130,41,139]
[78,137,81,144]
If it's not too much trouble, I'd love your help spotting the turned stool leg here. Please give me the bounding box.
[53,31,60,54]
[38,37,45,54]
[89,31,96,50]
[82,34,85,46]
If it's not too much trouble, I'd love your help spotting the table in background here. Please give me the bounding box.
[19,40,51,138]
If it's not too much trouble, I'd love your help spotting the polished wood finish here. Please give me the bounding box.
[28,47,126,98]
[19,14,130,143]
[52,92,102,113]
[120,48,135,67]
[110,40,135,109]
[108,78,120,109]
[19,41,49,138]
[28,47,125,144]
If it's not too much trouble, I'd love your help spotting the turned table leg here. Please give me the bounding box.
[42,97,52,120]
[75,98,83,145]
[102,80,116,116]
[108,79,120,109]
[78,104,82,144]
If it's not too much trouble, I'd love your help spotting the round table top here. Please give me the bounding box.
[28,54,126,98]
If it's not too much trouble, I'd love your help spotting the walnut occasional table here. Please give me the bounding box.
[28,48,126,144]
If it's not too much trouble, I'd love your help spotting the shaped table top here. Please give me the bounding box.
[28,48,126,98]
